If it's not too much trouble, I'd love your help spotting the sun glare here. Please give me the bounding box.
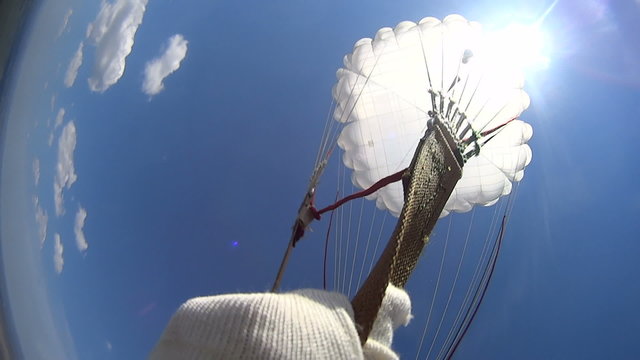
[484,0,558,72]
[485,22,551,71]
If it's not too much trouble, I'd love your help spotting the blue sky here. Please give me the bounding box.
[1,0,639,359]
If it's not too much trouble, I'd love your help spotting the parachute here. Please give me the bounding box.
[332,14,533,217]
[273,14,538,358]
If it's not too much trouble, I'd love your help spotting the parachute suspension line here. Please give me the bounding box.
[323,56,391,293]
[315,100,335,163]
[435,200,506,360]
[336,161,347,291]
[323,191,340,290]
[442,182,522,360]
[322,74,361,160]
[351,119,463,344]
[312,168,406,216]
[444,217,506,359]
[417,26,435,94]
[441,51,505,158]
[270,103,333,291]
[321,14,532,349]
[278,51,385,293]
[451,67,473,121]
[454,73,486,159]
[332,160,341,290]
[333,200,341,290]
[458,95,509,150]
[340,47,401,296]
[443,48,475,127]
[440,28,445,93]
[355,209,378,291]
[326,49,387,160]
[443,45,469,118]
[476,102,512,135]
[421,45,494,161]
[505,180,521,220]
[461,117,516,145]
[452,60,523,158]
[333,155,347,292]
[425,208,476,360]
[415,215,454,360]
[333,200,342,290]
[347,198,367,297]
[367,212,388,275]
[438,204,503,350]
[322,47,381,164]
[441,141,527,359]
[393,121,431,182]
[444,209,509,360]
[315,100,337,167]
[341,183,355,293]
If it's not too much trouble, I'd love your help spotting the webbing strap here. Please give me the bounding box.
[351,119,463,345]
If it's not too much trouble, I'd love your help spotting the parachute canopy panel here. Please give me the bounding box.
[332,14,533,217]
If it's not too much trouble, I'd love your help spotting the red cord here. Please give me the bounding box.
[293,167,406,246]
[312,167,406,218]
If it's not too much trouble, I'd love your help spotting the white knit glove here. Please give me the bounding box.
[149,284,412,360]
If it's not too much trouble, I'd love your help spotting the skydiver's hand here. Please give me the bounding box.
[149,284,412,360]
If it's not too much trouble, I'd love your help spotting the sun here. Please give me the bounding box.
[504,23,550,70]
[486,0,558,72]
[485,22,552,71]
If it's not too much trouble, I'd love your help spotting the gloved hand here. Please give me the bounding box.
[149,284,412,359]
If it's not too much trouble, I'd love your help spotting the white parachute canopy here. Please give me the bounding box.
[333,14,533,217]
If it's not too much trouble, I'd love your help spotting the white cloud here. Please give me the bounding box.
[33,158,40,186]
[36,207,48,248]
[86,0,149,92]
[54,121,78,217]
[74,206,88,253]
[53,234,64,274]
[53,183,63,216]
[57,8,73,38]
[64,42,84,88]
[54,107,65,129]
[142,34,188,96]
[33,196,48,248]
[48,133,54,147]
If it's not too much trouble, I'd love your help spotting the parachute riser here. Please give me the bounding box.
[428,88,481,161]
[271,160,327,292]
[351,116,463,345]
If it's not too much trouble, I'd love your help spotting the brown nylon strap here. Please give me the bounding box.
[351,119,463,345]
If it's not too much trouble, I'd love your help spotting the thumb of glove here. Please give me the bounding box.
[363,284,412,360]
